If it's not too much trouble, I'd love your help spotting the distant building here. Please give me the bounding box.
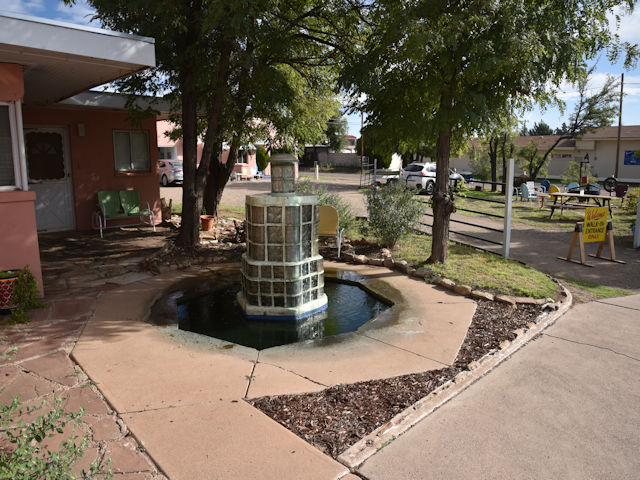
[450,126,640,182]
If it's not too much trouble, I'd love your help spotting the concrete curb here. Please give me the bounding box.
[337,280,573,470]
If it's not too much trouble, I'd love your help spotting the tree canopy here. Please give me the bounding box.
[341,0,637,262]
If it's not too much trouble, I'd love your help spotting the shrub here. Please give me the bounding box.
[365,182,423,248]
[256,145,269,172]
[624,187,639,214]
[561,160,594,185]
[296,180,356,235]
[0,396,112,479]
[0,266,43,324]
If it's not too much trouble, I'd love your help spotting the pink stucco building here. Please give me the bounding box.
[0,13,159,295]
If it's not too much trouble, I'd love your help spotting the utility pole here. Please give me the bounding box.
[360,111,364,171]
[615,73,624,178]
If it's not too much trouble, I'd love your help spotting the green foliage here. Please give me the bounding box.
[468,147,491,180]
[365,182,423,248]
[0,396,112,479]
[296,180,356,235]
[325,117,348,152]
[527,121,554,136]
[624,188,639,214]
[561,160,594,185]
[1,266,43,324]
[356,133,392,168]
[256,146,270,171]
[517,141,548,180]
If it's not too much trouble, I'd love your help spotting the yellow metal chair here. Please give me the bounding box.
[549,184,560,193]
[318,205,345,258]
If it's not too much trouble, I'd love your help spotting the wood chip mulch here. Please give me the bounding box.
[250,300,542,458]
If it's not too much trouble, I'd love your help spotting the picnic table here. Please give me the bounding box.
[547,192,614,219]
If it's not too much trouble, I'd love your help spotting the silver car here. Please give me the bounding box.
[400,162,463,194]
[158,160,183,186]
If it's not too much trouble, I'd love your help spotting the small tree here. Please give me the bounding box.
[527,121,554,136]
[256,145,269,172]
[561,160,594,185]
[468,147,491,180]
[325,117,348,152]
[365,182,423,248]
[517,141,547,180]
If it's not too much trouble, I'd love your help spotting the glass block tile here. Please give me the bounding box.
[303,277,310,290]
[311,275,318,287]
[271,165,283,178]
[303,291,311,303]
[310,261,317,273]
[303,241,311,257]
[274,296,285,307]
[246,280,259,294]
[302,224,311,244]
[287,295,301,307]
[247,264,259,277]
[312,240,319,255]
[250,225,264,243]
[260,265,272,278]
[271,180,284,193]
[273,266,284,279]
[302,204,312,222]
[268,246,283,261]
[314,204,319,220]
[285,226,300,243]
[251,206,264,224]
[273,282,285,294]
[282,179,295,192]
[260,295,272,307]
[253,244,265,261]
[285,245,300,262]
[247,294,259,305]
[301,262,309,275]
[286,265,300,279]
[267,206,282,223]
[267,226,283,243]
[311,289,318,300]
[285,206,299,225]
[286,280,302,295]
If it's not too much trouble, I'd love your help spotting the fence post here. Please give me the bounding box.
[314,161,319,180]
[373,158,377,187]
[503,158,514,258]
[634,191,640,248]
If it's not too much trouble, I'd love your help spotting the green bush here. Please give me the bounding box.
[256,145,269,172]
[365,182,423,247]
[624,187,639,214]
[296,180,356,234]
[0,266,43,324]
[0,396,112,479]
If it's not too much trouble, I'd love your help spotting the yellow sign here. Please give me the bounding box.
[583,207,608,243]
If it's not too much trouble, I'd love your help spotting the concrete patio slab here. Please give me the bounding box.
[595,293,640,310]
[258,333,445,387]
[73,323,255,412]
[247,361,327,399]
[121,399,349,480]
[544,300,640,358]
[358,301,640,480]
[361,301,477,365]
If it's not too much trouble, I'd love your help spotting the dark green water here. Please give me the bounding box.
[176,280,389,350]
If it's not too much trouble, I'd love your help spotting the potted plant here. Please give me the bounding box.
[0,266,44,323]
[200,207,215,232]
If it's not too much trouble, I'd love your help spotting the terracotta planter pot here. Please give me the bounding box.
[200,215,215,232]
[0,274,19,310]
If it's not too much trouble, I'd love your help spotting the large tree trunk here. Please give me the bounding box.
[203,140,239,217]
[428,123,455,264]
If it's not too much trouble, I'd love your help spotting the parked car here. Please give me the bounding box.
[400,162,464,194]
[158,160,183,186]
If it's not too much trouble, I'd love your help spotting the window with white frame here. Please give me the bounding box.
[158,146,176,160]
[113,130,150,172]
[0,101,26,190]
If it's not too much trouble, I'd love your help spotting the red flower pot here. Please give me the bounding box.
[200,215,215,232]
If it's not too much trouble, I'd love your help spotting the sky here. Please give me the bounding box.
[3,0,638,137]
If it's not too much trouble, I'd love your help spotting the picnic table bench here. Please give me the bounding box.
[547,192,614,219]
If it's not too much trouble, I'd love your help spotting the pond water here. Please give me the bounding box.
[165,277,390,350]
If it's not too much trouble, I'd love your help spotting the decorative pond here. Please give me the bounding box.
[150,273,391,350]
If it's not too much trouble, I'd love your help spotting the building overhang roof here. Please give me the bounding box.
[0,12,155,106]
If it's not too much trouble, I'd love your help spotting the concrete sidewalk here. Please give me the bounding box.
[358,294,640,479]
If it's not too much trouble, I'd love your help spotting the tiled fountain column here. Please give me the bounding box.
[237,154,328,320]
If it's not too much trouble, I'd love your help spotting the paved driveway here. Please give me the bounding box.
[358,294,640,479]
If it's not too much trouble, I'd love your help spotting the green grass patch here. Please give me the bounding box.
[452,190,636,246]
[558,277,634,300]
[391,233,558,299]
[168,203,244,219]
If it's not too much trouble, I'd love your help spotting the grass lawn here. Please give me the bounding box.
[450,189,637,246]
[388,233,559,299]
[170,203,245,219]
[555,276,635,303]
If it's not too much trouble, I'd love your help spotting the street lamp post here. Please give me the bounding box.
[579,153,590,184]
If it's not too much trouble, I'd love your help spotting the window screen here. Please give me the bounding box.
[0,105,15,186]
[114,130,149,171]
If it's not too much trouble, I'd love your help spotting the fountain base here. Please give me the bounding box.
[236,291,328,321]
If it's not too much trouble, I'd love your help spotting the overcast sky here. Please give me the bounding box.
[3,0,638,136]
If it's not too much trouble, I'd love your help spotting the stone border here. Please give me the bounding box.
[335,255,573,469]
[339,252,557,307]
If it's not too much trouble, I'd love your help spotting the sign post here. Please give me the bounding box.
[560,207,625,265]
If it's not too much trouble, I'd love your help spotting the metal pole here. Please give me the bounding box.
[503,158,514,258]
[615,73,624,178]
[314,161,319,180]
[373,158,377,187]
[634,192,640,248]
[360,111,364,171]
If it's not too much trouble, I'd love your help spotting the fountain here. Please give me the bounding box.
[237,154,328,320]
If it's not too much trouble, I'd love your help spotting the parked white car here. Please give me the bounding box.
[400,162,463,194]
[158,160,183,186]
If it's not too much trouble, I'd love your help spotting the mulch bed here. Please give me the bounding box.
[251,300,542,458]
